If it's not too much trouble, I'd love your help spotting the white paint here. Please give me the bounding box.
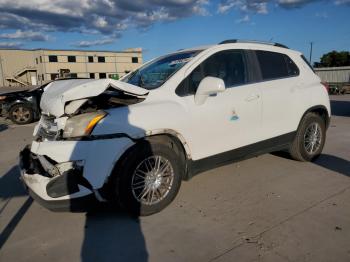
[22,42,330,204]
[194,76,225,105]
[40,78,148,117]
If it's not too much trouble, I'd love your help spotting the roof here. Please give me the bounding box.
[0,48,142,54]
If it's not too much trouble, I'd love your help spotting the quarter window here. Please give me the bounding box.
[256,51,299,80]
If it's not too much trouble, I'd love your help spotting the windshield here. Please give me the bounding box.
[123,50,201,90]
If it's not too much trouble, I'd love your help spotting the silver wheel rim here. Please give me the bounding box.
[304,122,322,154]
[131,155,174,206]
[12,107,30,123]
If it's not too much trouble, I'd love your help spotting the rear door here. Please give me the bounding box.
[253,50,302,140]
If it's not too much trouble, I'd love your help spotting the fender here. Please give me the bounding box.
[144,128,192,159]
[298,105,330,130]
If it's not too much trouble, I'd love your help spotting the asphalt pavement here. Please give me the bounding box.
[0,95,349,262]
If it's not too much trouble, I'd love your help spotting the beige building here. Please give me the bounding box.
[0,48,143,87]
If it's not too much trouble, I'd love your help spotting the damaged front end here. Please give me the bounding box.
[20,79,147,210]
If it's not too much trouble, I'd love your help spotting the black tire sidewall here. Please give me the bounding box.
[9,104,34,125]
[297,114,326,161]
[116,140,183,216]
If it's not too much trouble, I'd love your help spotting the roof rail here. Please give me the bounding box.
[219,39,288,49]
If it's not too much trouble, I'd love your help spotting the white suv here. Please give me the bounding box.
[20,40,330,215]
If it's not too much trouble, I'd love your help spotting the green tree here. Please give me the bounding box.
[316,51,350,67]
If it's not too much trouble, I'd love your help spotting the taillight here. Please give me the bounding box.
[321,82,329,93]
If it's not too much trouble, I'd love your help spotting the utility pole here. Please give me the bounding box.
[309,42,313,64]
[0,55,5,86]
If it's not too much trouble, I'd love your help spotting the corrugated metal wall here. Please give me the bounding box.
[315,66,350,83]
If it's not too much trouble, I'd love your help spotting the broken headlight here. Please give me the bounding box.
[63,111,107,138]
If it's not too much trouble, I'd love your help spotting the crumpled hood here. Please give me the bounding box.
[40,79,148,117]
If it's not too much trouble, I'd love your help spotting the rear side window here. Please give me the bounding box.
[256,51,299,80]
[176,50,247,96]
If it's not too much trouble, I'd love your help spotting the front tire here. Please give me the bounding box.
[9,104,34,125]
[289,113,326,161]
[115,139,183,216]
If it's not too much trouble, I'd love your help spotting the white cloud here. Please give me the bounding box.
[335,0,350,4]
[0,0,210,35]
[72,38,115,48]
[277,0,318,8]
[236,14,250,23]
[0,0,347,44]
[0,41,22,48]
[0,30,49,41]
[315,12,328,18]
[93,16,108,28]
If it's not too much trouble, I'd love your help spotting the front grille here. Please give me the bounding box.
[36,115,59,141]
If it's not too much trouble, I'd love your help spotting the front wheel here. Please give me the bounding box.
[289,113,326,162]
[115,139,183,216]
[8,104,34,125]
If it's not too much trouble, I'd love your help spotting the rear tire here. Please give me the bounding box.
[114,139,183,216]
[9,104,34,125]
[289,113,326,162]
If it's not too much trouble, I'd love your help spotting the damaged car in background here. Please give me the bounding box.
[20,40,330,215]
[0,85,45,124]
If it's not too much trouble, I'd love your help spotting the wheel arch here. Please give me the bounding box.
[299,105,330,130]
[101,130,191,199]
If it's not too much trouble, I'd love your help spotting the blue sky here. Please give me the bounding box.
[0,0,349,64]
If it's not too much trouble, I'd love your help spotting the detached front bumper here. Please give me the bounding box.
[19,146,96,211]
[19,136,134,211]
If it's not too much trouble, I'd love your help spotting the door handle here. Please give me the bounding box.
[245,94,260,102]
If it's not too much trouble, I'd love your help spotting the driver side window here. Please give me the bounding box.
[176,50,247,96]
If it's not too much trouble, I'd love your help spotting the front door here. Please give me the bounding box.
[178,50,262,161]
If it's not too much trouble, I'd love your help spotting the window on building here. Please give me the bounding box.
[50,74,59,80]
[98,56,105,63]
[49,55,58,62]
[89,73,95,79]
[68,56,76,62]
[124,70,131,74]
[42,74,44,80]
[99,73,107,79]
[69,73,78,78]
[255,51,299,80]
[88,56,94,63]
[132,57,138,63]
[39,56,42,63]
[35,58,38,64]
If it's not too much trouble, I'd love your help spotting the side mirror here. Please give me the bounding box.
[194,76,225,105]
